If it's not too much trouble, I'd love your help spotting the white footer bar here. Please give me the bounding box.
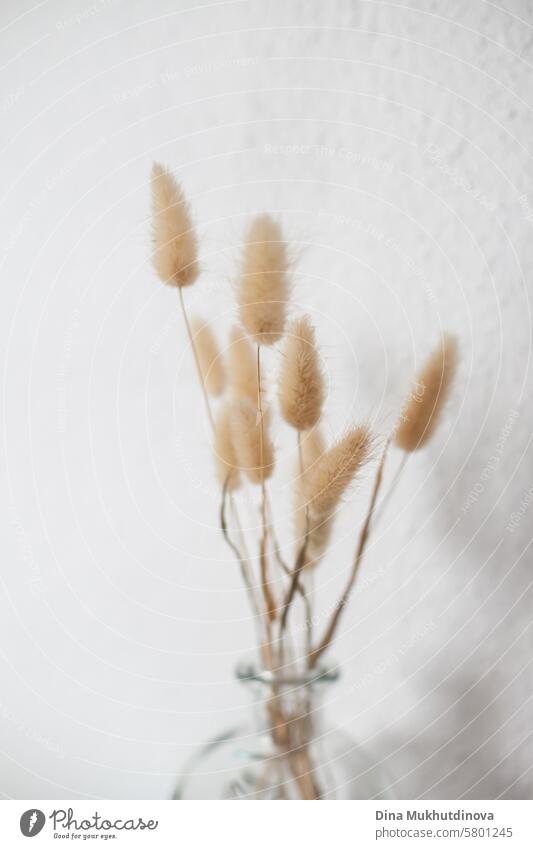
[1,800,532,847]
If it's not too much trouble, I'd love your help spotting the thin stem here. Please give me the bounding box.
[265,492,312,660]
[297,431,314,661]
[220,479,261,619]
[309,439,390,668]
[221,478,273,669]
[178,286,214,429]
[373,451,408,525]
[265,495,290,574]
[175,283,280,694]
[264,495,312,666]
[273,548,310,616]
[297,430,304,472]
[278,431,312,640]
[229,493,251,564]
[273,535,312,670]
[278,524,310,634]
[256,345,277,623]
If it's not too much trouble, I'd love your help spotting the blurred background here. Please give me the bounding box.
[0,0,532,799]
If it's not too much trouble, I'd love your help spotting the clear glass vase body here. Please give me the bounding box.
[175,663,391,800]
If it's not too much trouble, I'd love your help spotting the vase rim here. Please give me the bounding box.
[236,660,339,687]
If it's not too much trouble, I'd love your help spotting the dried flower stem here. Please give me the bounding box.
[266,497,290,574]
[278,433,312,639]
[373,451,408,525]
[279,492,310,637]
[220,478,261,620]
[308,439,390,668]
[276,557,311,633]
[256,345,277,625]
[297,431,305,491]
[298,432,314,658]
[179,292,267,652]
[265,496,311,641]
[178,287,214,430]
[230,496,251,565]
[221,478,277,673]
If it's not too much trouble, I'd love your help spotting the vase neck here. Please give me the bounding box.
[236,661,339,689]
[236,660,338,739]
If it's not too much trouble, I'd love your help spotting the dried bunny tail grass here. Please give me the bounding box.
[231,398,274,484]
[151,162,199,287]
[191,317,225,397]
[300,425,326,474]
[228,325,258,401]
[304,425,372,518]
[294,425,370,568]
[214,403,240,491]
[279,316,324,430]
[395,333,458,452]
[238,214,289,345]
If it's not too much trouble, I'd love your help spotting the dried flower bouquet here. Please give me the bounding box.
[150,163,458,798]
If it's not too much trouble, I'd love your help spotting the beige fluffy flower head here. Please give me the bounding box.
[299,425,326,474]
[227,325,258,402]
[237,214,289,345]
[279,315,324,430]
[191,317,225,397]
[231,398,274,484]
[395,333,458,452]
[294,425,371,568]
[151,162,199,287]
[304,425,372,517]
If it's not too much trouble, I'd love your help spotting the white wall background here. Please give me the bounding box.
[1,0,532,800]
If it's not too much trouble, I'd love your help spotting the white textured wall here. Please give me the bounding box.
[1,0,532,799]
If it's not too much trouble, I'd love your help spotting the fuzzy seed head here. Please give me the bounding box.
[279,316,324,430]
[293,426,331,566]
[231,398,274,484]
[228,326,259,402]
[294,425,370,569]
[237,214,289,345]
[300,425,326,474]
[191,317,225,396]
[395,333,458,452]
[214,403,241,491]
[304,425,372,517]
[151,162,199,287]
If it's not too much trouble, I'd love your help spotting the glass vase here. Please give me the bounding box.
[174,661,392,800]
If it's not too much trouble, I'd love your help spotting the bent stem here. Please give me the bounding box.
[178,287,258,637]
[220,478,273,669]
[277,513,310,644]
[220,480,261,622]
[278,432,311,642]
[308,439,390,668]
